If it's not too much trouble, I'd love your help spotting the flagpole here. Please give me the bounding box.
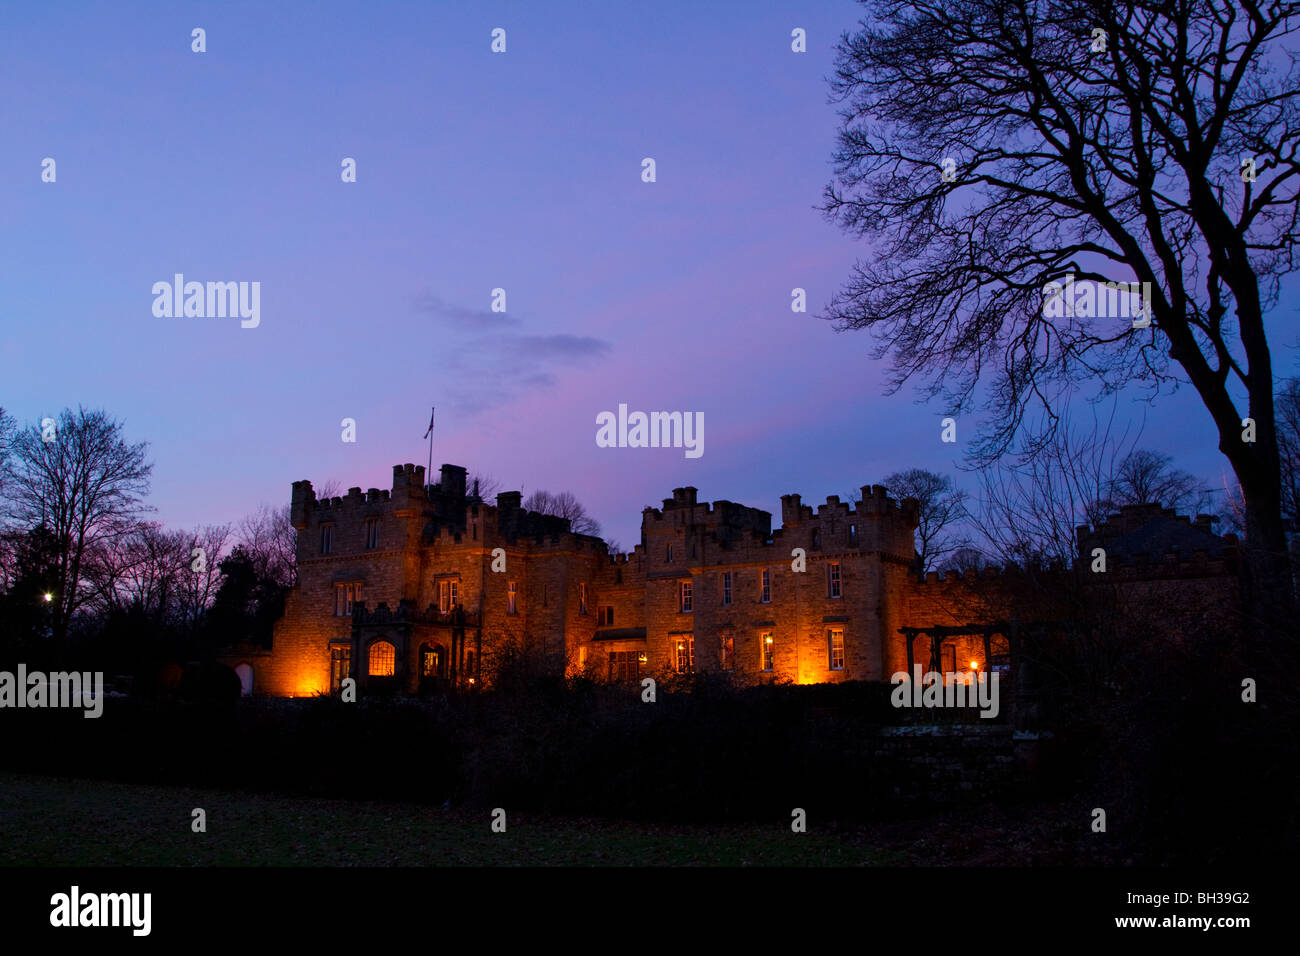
[424,406,435,493]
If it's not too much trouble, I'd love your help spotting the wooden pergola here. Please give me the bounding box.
[897,622,1010,675]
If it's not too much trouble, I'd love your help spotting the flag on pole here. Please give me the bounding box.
[424,407,435,438]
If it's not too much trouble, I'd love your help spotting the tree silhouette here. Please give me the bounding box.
[1,407,152,645]
[881,468,970,573]
[823,0,1300,637]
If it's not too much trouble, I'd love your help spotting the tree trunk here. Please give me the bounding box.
[1239,465,1297,662]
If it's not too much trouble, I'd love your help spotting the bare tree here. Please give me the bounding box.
[1278,376,1300,529]
[823,0,1300,636]
[0,407,14,511]
[523,490,601,536]
[1219,469,1249,537]
[940,545,992,575]
[176,523,233,630]
[977,406,1140,567]
[237,503,297,589]
[466,471,503,501]
[314,479,343,500]
[1,407,152,643]
[1098,449,1216,517]
[83,522,189,623]
[881,468,970,573]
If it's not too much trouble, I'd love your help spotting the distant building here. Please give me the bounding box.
[223,463,1243,697]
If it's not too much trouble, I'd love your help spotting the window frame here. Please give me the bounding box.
[674,636,694,674]
[608,650,641,682]
[368,640,396,677]
[330,645,351,691]
[335,582,362,617]
[828,628,845,670]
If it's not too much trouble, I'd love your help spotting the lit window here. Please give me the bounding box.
[829,629,845,670]
[675,636,694,674]
[680,580,693,612]
[365,517,379,549]
[828,562,842,599]
[330,645,351,690]
[507,581,517,614]
[335,583,361,616]
[438,580,459,614]
[759,569,771,604]
[368,641,395,677]
[320,524,334,555]
[598,606,614,626]
[579,582,588,614]
[721,571,732,606]
[761,632,774,671]
[421,645,444,678]
[720,634,734,671]
[608,650,640,682]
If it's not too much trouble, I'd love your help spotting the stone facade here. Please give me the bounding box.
[228,462,1242,697]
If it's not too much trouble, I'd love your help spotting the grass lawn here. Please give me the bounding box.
[0,771,907,866]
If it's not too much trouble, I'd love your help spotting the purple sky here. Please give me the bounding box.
[3,1,1296,549]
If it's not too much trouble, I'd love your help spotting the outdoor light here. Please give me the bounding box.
[765,636,773,644]
[43,592,53,603]
[969,660,979,670]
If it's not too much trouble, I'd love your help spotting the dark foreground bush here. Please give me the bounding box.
[0,677,1017,824]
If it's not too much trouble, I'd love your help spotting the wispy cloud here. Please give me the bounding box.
[414,294,612,414]
[504,334,611,361]
[413,291,521,329]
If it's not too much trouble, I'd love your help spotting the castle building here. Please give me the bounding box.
[224,462,1241,698]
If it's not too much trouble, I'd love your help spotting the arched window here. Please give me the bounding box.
[368,640,396,676]
[420,643,445,678]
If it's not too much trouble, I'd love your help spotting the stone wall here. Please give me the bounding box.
[232,464,1243,697]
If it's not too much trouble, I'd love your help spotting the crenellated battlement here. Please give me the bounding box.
[915,562,1064,588]
[290,465,427,530]
[257,461,1249,698]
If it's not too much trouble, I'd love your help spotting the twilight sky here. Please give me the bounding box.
[3,1,1297,550]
